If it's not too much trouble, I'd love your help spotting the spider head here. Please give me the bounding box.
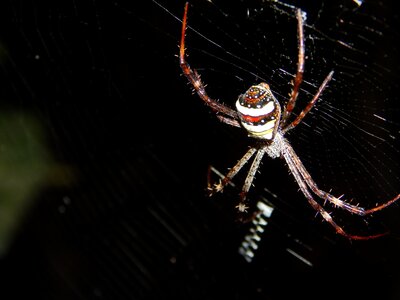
[235,83,281,140]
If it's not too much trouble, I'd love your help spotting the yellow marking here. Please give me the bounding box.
[250,128,274,137]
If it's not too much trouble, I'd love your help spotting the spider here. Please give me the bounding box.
[179,2,400,240]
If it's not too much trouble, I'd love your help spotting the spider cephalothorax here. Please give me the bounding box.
[236,83,281,140]
[179,2,400,239]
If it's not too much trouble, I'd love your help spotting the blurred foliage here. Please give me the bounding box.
[0,112,52,255]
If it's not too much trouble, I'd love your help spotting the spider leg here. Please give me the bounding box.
[282,70,334,133]
[282,143,388,240]
[180,2,239,121]
[208,147,257,195]
[237,149,265,212]
[285,142,400,215]
[216,115,241,127]
[281,9,305,126]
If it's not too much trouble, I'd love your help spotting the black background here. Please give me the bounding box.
[1,0,400,299]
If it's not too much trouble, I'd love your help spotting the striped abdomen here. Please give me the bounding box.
[235,83,281,140]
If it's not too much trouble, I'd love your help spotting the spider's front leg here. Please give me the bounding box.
[207,148,257,196]
[282,146,385,239]
[237,149,265,211]
[285,139,400,216]
[282,138,399,239]
[208,147,266,212]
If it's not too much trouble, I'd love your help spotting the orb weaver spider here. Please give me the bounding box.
[179,2,400,239]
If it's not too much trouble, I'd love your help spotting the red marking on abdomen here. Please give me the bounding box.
[242,114,265,123]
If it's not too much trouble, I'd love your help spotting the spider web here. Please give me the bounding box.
[1,0,400,299]
[176,0,400,204]
[158,0,400,235]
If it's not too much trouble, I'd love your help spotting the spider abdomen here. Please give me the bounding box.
[235,83,281,140]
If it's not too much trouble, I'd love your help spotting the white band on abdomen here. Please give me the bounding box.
[236,100,275,116]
